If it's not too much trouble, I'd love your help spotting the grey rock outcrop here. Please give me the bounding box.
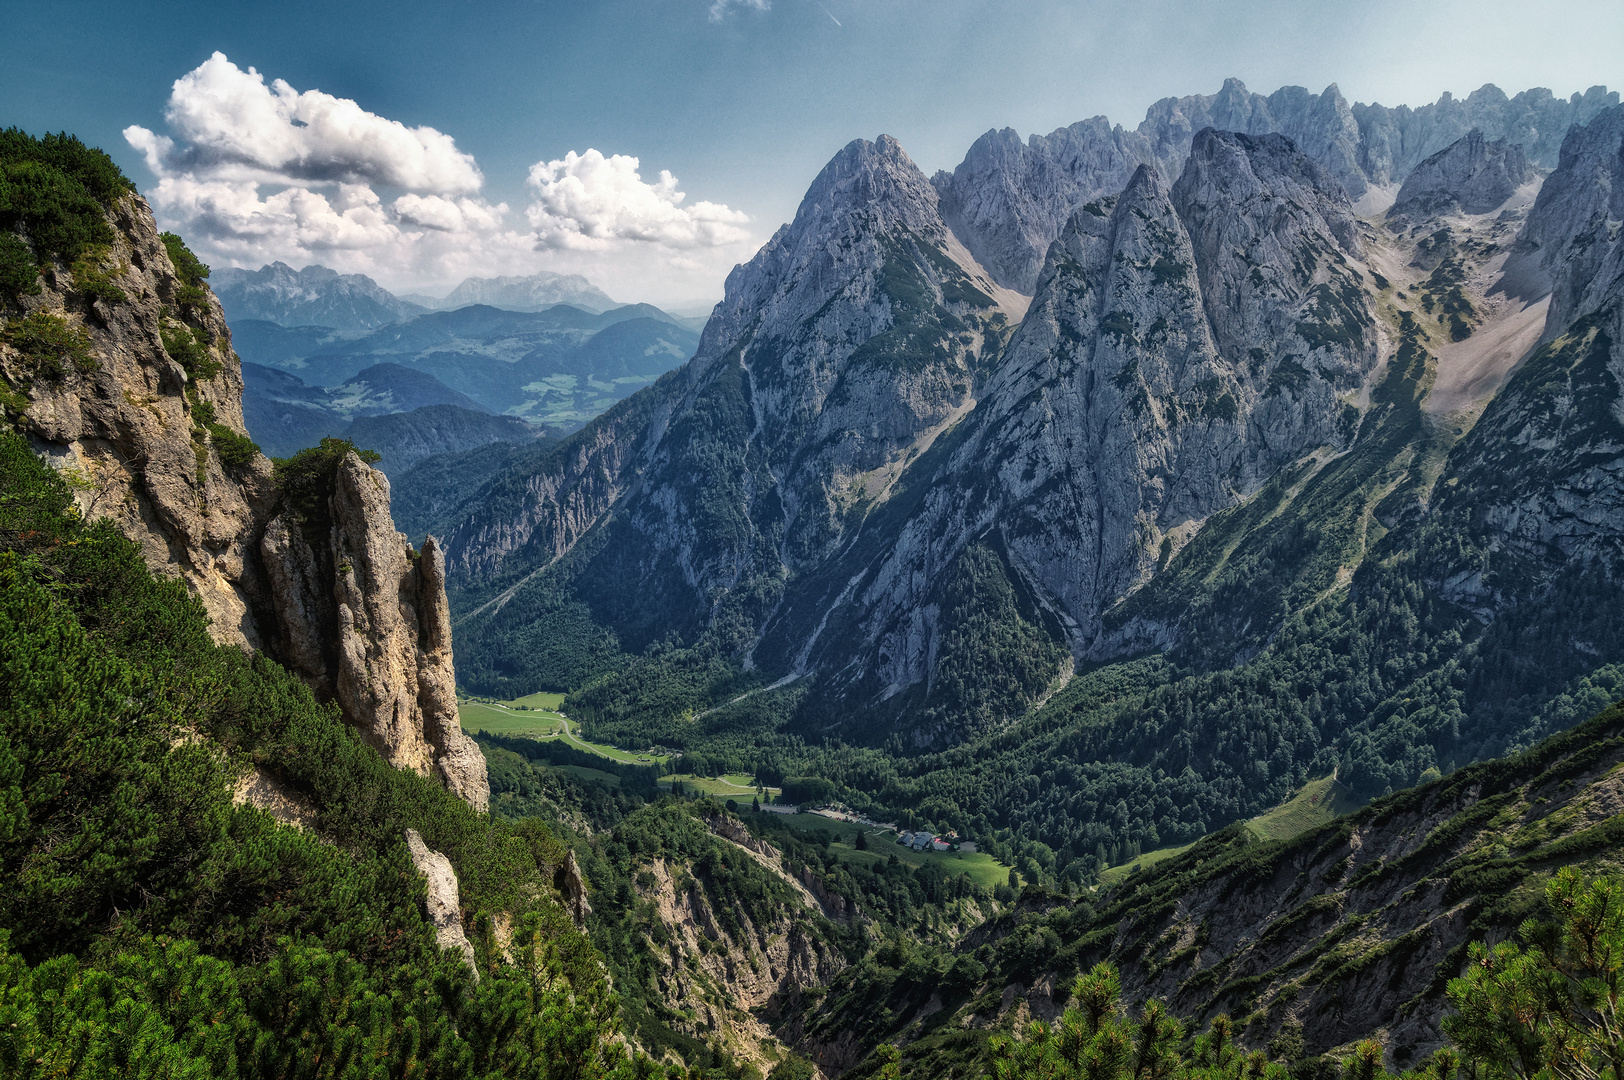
[9,195,279,646]
[405,829,477,974]
[1392,130,1535,216]
[933,78,1617,294]
[262,456,489,810]
[6,193,487,811]
[554,849,591,930]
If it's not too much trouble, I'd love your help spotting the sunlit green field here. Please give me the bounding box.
[509,691,566,711]
[457,698,567,737]
[1098,774,1366,886]
[1098,841,1194,886]
[1243,774,1363,840]
[457,695,565,737]
[457,693,671,765]
[552,764,621,786]
[657,773,780,799]
[765,813,1011,888]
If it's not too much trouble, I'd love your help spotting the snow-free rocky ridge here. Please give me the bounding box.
[3,191,487,809]
[435,86,1624,754]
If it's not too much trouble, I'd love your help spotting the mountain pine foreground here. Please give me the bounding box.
[5,73,1624,1078]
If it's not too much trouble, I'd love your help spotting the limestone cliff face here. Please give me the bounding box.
[261,458,488,810]
[934,78,1618,294]
[3,192,486,810]
[406,828,478,974]
[9,193,278,645]
[1433,105,1624,604]
[631,840,848,1073]
[1392,129,1535,217]
[1518,104,1624,337]
[770,131,1377,730]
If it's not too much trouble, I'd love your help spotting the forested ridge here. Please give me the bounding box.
[0,127,639,1077]
[0,284,648,1079]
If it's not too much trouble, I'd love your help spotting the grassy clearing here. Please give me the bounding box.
[765,814,1012,888]
[1244,774,1363,841]
[552,764,621,786]
[510,690,567,711]
[557,722,669,765]
[457,699,566,737]
[458,693,670,765]
[1097,775,1365,887]
[658,773,780,800]
[1098,842,1194,887]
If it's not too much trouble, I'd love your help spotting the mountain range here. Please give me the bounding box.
[214,263,701,469]
[213,264,623,332]
[9,76,1624,1078]
[400,271,616,314]
[402,78,1624,1063]
[428,76,1624,831]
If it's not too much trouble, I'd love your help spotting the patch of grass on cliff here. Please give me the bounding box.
[160,230,210,311]
[1098,841,1194,886]
[1245,774,1364,841]
[273,436,381,540]
[1,310,96,382]
[159,322,222,381]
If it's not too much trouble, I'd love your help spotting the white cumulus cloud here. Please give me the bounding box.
[122,53,757,303]
[525,149,752,250]
[126,52,481,192]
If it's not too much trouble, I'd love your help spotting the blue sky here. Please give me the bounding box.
[5,0,1619,305]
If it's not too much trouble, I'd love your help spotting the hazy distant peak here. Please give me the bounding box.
[434,272,616,313]
[212,262,426,333]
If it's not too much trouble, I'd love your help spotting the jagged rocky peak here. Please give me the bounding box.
[768,133,1382,738]
[1517,104,1624,335]
[211,261,426,332]
[1145,78,1366,197]
[1171,128,1373,411]
[933,79,1618,296]
[1392,129,1536,216]
[692,133,1011,567]
[933,117,1149,294]
[5,185,486,810]
[1354,83,1621,187]
[262,453,488,810]
[956,163,1234,634]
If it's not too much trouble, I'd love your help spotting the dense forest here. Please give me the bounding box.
[0,424,645,1076]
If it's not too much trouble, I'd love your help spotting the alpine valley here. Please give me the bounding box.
[7,71,1624,1080]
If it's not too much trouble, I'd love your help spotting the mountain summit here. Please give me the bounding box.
[424,271,615,313]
